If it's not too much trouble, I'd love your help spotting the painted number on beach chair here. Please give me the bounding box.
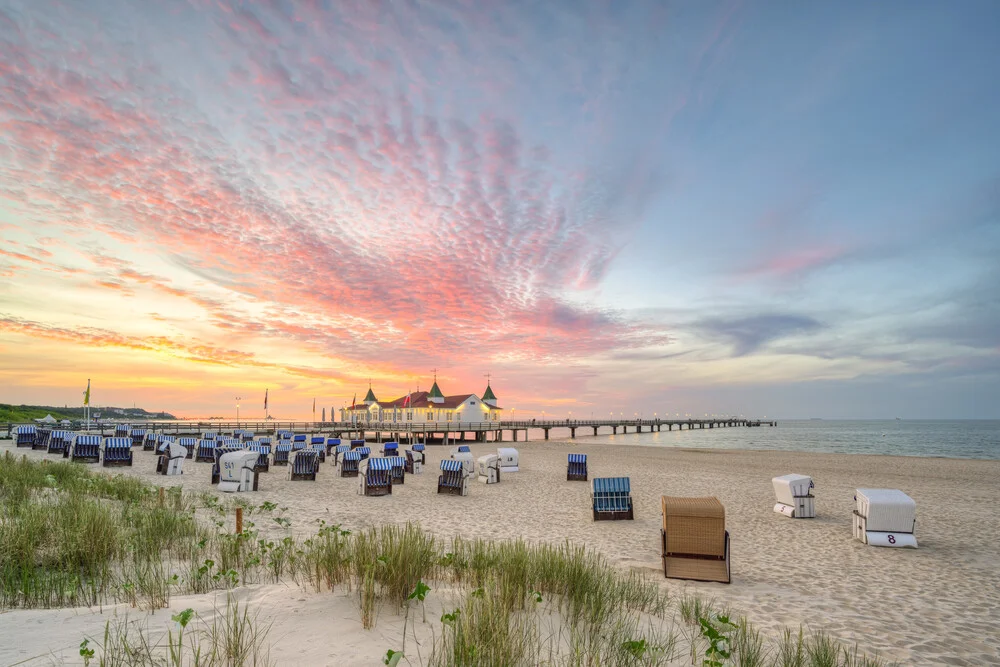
[887,535,895,544]
[225,461,234,469]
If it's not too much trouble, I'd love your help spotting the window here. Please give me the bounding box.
[427,411,433,420]
[407,411,413,420]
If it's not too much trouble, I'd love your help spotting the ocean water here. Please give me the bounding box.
[532,420,1000,460]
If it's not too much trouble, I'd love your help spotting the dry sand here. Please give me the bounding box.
[2,437,999,665]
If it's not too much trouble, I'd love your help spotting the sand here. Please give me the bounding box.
[2,437,998,665]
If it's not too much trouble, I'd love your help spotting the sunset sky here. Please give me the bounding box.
[1,1,998,419]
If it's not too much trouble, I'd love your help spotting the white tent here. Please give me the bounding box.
[34,414,58,424]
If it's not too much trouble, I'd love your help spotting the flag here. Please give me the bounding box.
[403,393,411,407]
[352,393,356,407]
[312,397,316,417]
[83,379,91,406]
[264,388,268,411]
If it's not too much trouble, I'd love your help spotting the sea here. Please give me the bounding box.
[534,420,1000,460]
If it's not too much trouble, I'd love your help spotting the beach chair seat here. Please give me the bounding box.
[175,437,197,459]
[412,443,426,464]
[382,441,399,457]
[438,459,468,496]
[273,443,292,466]
[355,446,371,460]
[247,443,271,472]
[15,425,37,448]
[130,428,147,448]
[71,434,101,463]
[567,454,588,481]
[48,430,70,455]
[359,457,392,495]
[291,434,308,451]
[217,450,259,492]
[477,454,500,484]
[326,437,341,454]
[341,451,362,477]
[385,455,405,484]
[660,496,730,583]
[211,447,246,484]
[592,477,633,521]
[290,450,319,481]
[102,437,133,467]
[157,441,187,476]
[195,439,217,463]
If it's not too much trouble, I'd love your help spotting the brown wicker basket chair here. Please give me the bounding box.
[660,496,730,584]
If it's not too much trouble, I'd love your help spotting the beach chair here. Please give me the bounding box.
[853,489,917,548]
[217,450,259,492]
[310,437,326,462]
[276,430,292,443]
[497,447,519,472]
[477,454,500,484]
[412,443,426,464]
[355,446,371,460]
[218,436,239,447]
[567,454,588,481]
[176,437,198,459]
[383,441,399,457]
[385,455,405,484]
[114,424,130,438]
[326,437,341,454]
[202,431,219,441]
[195,439,217,463]
[289,450,319,481]
[71,434,101,463]
[247,443,271,472]
[450,450,475,476]
[333,444,350,465]
[15,425,36,448]
[130,428,147,448]
[592,477,633,521]
[660,496,730,583]
[773,474,816,518]
[257,436,273,447]
[438,459,468,496]
[404,449,422,474]
[102,437,133,467]
[350,439,366,449]
[359,457,392,496]
[33,428,51,451]
[273,443,292,466]
[292,434,308,451]
[211,447,245,484]
[241,431,255,443]
[341,451,362,477]
[156,441,187,476]
[48,430,70,455]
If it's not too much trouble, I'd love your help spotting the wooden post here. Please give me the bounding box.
[158,486,165,507]
[236,507,243,534]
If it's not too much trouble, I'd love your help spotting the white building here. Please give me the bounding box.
[340,379,502,424]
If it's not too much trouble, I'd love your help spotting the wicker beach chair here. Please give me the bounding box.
[102,437,133,467]
[350,439,366,450]
[71,434,101,463]
[273,443,292,466]
[333,444,350,465]
[660,496,730,583]
[142,432,158,451]
[567,454,588,481]
[438,459,468,496]
[382,441,399,457]
[341,450,361,477]
[360,457,392,496]
[412,443,426,464]
[326,437,341,455]
[15,425,36,448]
[291,434,308,451]
[202,431,219,442]
[114,424,130,438]
[289,450,319,481]
[195,439,217,463]
[404,449,417,474]
[592,477,633,521]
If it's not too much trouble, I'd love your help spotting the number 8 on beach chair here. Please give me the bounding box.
[567,454,587,481]
[592,477,633,521]
[437,459,468,496]
[660,496,730,584]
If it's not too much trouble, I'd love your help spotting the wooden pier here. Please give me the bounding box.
[3,417,776,444]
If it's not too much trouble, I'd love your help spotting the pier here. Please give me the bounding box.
[3,417,776,444]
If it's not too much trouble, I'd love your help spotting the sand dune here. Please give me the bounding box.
[2,438,998,665]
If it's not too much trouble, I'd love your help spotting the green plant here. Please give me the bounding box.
[699,613,737,667]
[79,638,94,666]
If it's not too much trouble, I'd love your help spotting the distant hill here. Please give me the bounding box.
[0,404,176,422]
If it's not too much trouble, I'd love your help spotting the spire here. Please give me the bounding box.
[428,368,444,403]
[363,380,377,405]
[482,372,497,407]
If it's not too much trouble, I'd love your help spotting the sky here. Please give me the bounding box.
[1,0,998,420]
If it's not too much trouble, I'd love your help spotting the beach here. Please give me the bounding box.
[2,438,998,665]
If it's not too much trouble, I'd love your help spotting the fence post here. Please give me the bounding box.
[236,507,243,534]
[158,486,165,507]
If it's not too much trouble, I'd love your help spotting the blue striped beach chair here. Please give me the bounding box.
[130,428,147,448]
[382,441,399,456]
[156,435,175,456]
[195,439,217,463]
[333,444,350,465]
[103,437,133,467]
[292,434,308,451]
[592,477,633,521]
[15,425,36,448]
[273,443,292,466]
[71,434,101,463]
[438,459,467,496]
[142,432,158,451]
[247,443,271,472]
[412,443,426,464]
[114,424,130,438]
[276,430,292,442]
[326,437,341,454]
[176,437,198,459]
[567,454,588,481]
[241,431,255,443]
[48,430,70,455]
[341,450,361,477]
[385,455,405,484]
[257,436,273,447]
[33,428,52,451]
[202,431,219,441]
[290,450,319,481]
[218,436,239,448]
[212,447,245,485]
[157,440,187,476]
[350,439,366,450]
[355,446,371,460]
[310,436,326,462]
[362,457,392,495]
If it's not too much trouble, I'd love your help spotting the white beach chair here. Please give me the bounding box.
[477,453,500,484]
[772,473,816,518]
[853,488,917,548]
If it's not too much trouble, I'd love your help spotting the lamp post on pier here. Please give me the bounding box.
[235,396,242,427]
